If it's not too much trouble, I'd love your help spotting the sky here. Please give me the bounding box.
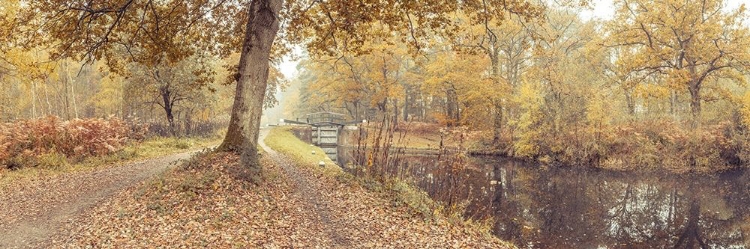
[279,54,301,79]
[580,0,750,21]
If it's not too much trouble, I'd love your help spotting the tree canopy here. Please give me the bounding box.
[606,0,750,124]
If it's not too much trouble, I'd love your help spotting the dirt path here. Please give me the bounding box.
[0,150,204,248]
[257,129,355,248]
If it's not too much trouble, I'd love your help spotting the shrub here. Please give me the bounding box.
[594,120,739,172]
[0,116,141,170]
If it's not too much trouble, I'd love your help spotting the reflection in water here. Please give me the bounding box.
[341,153,750,248]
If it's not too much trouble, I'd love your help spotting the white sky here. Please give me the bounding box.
[279,59,298,79]
[580,0,750,21]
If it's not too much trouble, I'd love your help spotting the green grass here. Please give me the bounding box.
[0,135,222,188]
[263,127,343,177]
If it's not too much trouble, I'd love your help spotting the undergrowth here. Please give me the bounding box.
[0,135,221,187]
[424,119,747,174]
[0,116,145,170]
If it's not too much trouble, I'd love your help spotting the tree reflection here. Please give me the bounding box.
[343,154,750,248]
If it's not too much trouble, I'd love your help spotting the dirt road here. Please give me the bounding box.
[0,150,204,248]
[257,129,354,247]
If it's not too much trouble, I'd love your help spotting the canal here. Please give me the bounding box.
[340,151,750,248]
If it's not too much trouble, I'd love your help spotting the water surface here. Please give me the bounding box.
[341,152,750,248]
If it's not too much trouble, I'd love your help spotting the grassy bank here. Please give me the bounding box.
[266,127,504,243]
[507,120,748,174]
[367,121,748,174]
[263,127,341,177]
[0,135,221,187]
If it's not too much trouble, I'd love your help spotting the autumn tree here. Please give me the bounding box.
[19,0,546,171]
[125,54,215,135]
[607,0,750,127]
[0,0,17,71]
[422,49,493,127]
[513,80,545,158]
[295,59,369,119]
[527,9,600,133]
[454,11,536,143]
[91,72,124,117]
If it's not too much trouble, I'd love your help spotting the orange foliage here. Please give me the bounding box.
[598,120,739,173]
[0,116,145,169]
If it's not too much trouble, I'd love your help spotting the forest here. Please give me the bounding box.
[3,0,749,172]
[1,0,749,248]
[276,0,750,173]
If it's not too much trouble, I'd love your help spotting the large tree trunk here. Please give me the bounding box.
[219,0,283,156]
[219,0,282,172]
[218,20,253,151]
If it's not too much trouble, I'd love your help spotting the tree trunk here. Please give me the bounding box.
[493,101,503,144]
[119,81,124,118]
[66,62,79,119]
[446,86,459,126]
[490,49,503,144]
[220,56,250,151]
[62,66,71,119]
[355,101,360,122]
[219,0,282,172]
[403,87,409,122]
[43,79,52,116]
[393,99,399,127]
[31,80,37,118]
[625,89,635,116]
[689,83,701,128]
[219,0,282,152]
[669,90,677,118]
[161,89,176,136]
[420,92,425,121]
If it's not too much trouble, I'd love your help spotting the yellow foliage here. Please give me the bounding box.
[608,0,750,119]
[740,91,750,129]
[513,81,545,158]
